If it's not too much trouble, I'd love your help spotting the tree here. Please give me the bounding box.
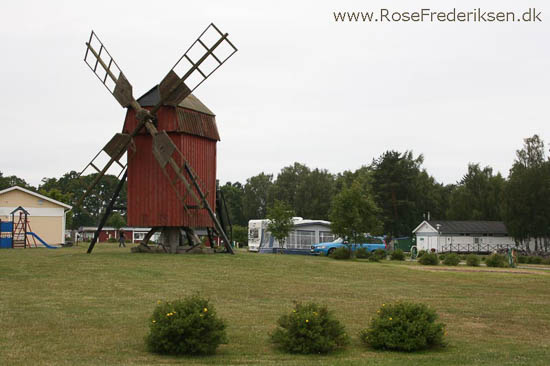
[294,168,335,220]
[446,163,505,221]
[502,135,550,251]
[270,163,310,208]
[266,200,295,253]
[219,181,246,226]
[106,212,126,230]
[231,225,248,246]
[0,172,34,191]
[370,151,426,237]
[271,163,336,220]
[243,173,273,221]
[329,181,382,246]
[39,171,127,229]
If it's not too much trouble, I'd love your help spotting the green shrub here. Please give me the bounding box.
[418,253,439,265]
[417,250,427,258]
[146,295,227,355]
[542,257,550,265]
[360,302,446,352]
[438,254,446,261]
[108,237,118,243]
[485,254,507,268]
[356,247,371,259]
[369,255,380,262]
[330,246,351,260]
[442,253,460,266]
[390,249,405,261]
[528,256,543,264]
[466,254,480,267]
[518,255,528,264]
[271,302,349,354]
[373,249,387,261]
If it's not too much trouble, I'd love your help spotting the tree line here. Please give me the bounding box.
[220,135,549,250]
[1,134,548,249]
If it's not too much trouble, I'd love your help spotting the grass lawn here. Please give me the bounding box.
[1,244,550,365]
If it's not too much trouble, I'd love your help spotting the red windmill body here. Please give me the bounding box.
[124,88,219,228]
[76,24,237,254]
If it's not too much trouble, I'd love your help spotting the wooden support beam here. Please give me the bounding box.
[87,169,127,254]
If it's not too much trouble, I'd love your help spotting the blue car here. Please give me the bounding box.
[310,237,386,256]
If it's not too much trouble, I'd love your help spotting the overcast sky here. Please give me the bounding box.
[1,0,548,187]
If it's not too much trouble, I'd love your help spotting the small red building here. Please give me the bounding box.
[123,87,220,228]
[78,227,157,243]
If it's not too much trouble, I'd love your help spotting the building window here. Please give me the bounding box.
[319,231,336,243]
[134,232,147,241]
[249,228,259,240]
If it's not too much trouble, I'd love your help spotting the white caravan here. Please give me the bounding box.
[247,217,336,254]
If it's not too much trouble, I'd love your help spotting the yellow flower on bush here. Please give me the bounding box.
[305,319,309,323]
[152,320,156,323]
[203,308,208,313]
[389,317,392,321]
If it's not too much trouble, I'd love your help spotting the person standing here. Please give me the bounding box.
[119,230,126,248]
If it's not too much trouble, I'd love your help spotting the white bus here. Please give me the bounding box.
[248,217,337,254]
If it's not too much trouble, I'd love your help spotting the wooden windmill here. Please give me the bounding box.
[76,24,237,254]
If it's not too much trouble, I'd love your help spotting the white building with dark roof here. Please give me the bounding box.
[412,220,517,253]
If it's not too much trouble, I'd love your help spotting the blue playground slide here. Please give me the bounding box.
[28,232,59,249]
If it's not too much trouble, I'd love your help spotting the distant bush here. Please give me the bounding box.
[442,253,460,266]
[271,302,349,354]
[418,253,439,265]
[390,249,405,261]
[518,255,528,264]
[369,255,381,262]
[373,249,387,261]
[108,237,118,243]
[438,254,446,261]
[466,254,480,267]
[146,295,226,355]
[417,250,427,258]
[356,247,371,259]
[528,256,543,265]
[542,258,550,265]
[485,254,507,268]
[330,247,351,260]
[360,302,446,352]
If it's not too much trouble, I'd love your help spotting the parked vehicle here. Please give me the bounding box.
[310,237,386,256]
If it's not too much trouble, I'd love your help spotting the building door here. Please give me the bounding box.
[428,236,438,252]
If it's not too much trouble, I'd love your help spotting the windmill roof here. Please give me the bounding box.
[137,86,215,116]
[424,220,508,234]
